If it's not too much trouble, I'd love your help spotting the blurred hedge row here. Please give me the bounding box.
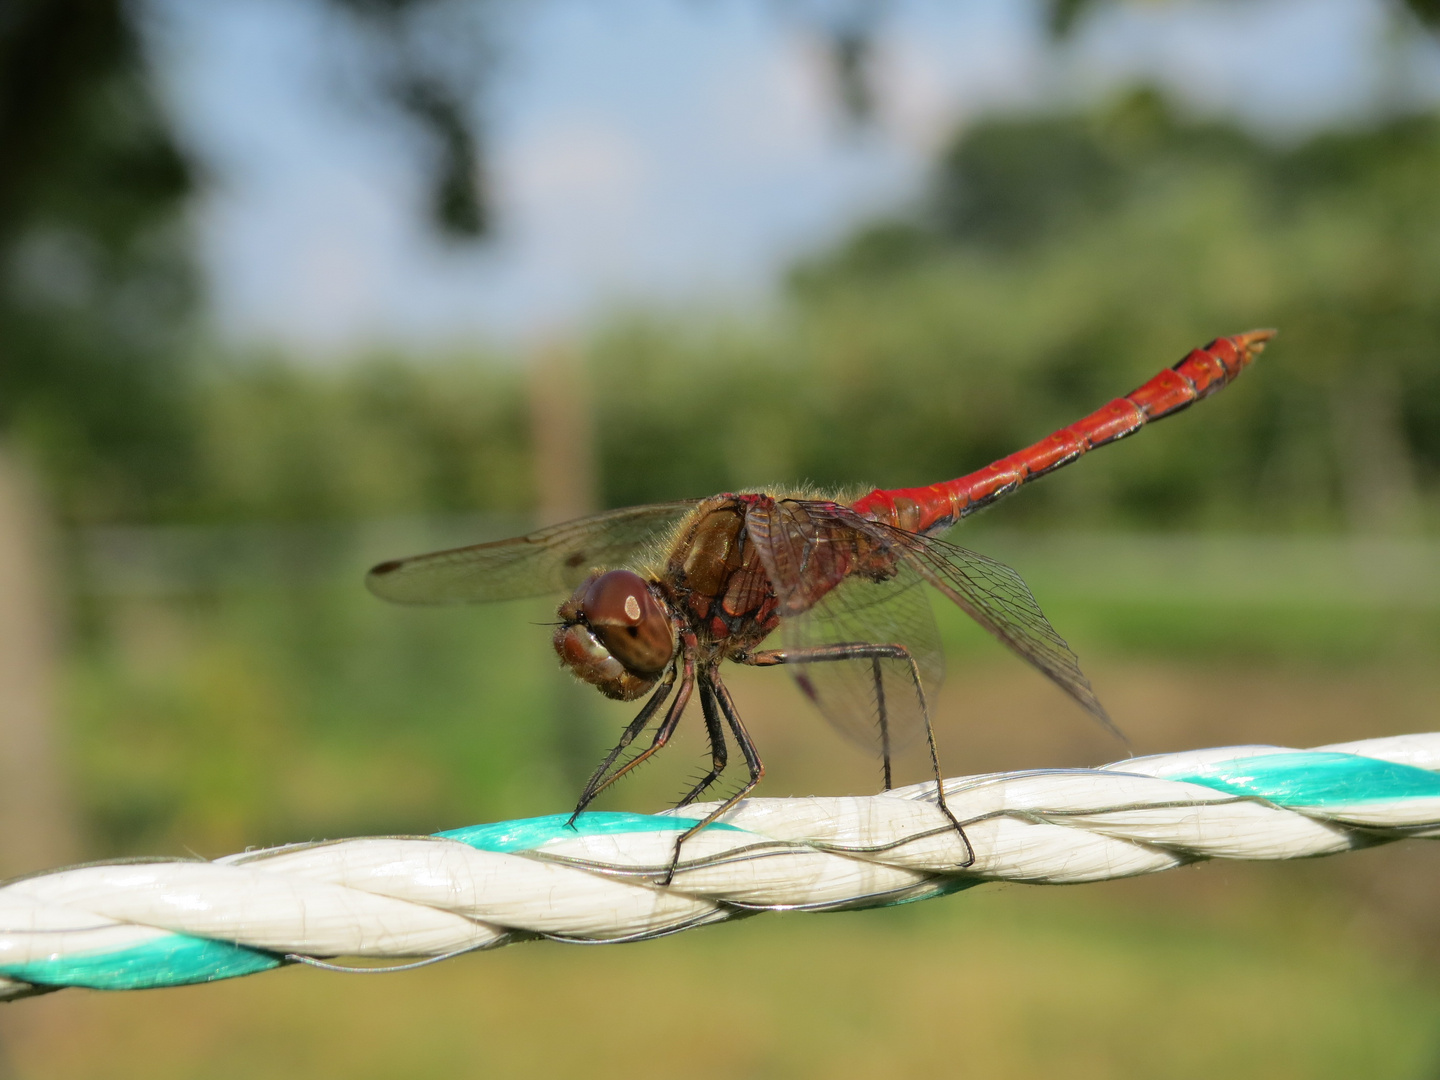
[53,89,1440,857]
[52,89,1440,533]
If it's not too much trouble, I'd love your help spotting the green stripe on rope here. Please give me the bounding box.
[1,813,740,992]
[438,810,740,853]
[1170,752,1440,806]
[11,751,1440,993]
[0,935,280,991]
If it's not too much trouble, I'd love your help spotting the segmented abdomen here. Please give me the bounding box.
[850,329,1274,535]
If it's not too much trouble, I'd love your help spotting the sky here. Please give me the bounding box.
[147,0,1440,356]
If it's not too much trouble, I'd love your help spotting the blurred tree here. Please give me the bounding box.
[1045,0,1440,37]
[9,0,1440,538]
[928,91,1262,252]
[780,88,1440,533]
[327,0,497,239]
[779,0,887,130]
[0,0,197,522]
[1411,0,1440,28]
[0,0,893,525]
[0,0,500,522]
[191,352,530,523]
[329,0,903,225]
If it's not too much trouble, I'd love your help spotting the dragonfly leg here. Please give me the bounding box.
[675,678,729,808]
[743,643,974,869]
[741,643,900,789]
[569,649,695,822]
[568,664,676,825]
[872,656,893,790]
[662,670,764,887]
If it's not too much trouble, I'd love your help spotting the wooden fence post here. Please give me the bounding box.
[528,340,602,793]
[0,446,78,879]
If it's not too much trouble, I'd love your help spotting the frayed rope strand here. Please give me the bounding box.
[4,732,1440,999]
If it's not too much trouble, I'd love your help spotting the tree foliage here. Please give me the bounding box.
[602,89,1440,533]
[0,0,197,521]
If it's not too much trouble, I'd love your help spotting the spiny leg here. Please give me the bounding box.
[873,656,892,790]
[570,664,675,823]
[577,651,695,809]
[675,677,729,808]
[743,643,973,868]
[917,666,974,868]
[663,670,764,886]
[568,651,695,823]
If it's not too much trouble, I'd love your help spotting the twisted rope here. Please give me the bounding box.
[5,733,1440,1000]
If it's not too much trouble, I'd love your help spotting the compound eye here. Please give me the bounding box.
[579,570,675,676]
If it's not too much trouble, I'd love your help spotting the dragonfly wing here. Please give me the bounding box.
[366,500,700,605]
[745,497,852,615]
[750,497,1116,740]
[894,530,1120,738]
[779,560,944,756]
[748,498,943,755]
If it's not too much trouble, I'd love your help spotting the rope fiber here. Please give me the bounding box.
[5,732,1440,999]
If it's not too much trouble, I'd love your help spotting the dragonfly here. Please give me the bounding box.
[368,329,1273,878]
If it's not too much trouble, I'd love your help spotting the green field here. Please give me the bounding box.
[65,523,1440,854]
[7,524,1437,1079]
[10,73,1440,1078]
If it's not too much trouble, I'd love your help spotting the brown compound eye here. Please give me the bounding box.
[554,570,676,701]
[577,570,675,676]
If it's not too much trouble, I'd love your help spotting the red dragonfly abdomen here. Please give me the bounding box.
[850,329,1274,535]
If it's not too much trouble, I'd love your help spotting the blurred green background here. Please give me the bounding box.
[6,0,1440,1077]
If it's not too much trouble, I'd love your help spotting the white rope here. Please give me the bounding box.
[4,732,1440,998]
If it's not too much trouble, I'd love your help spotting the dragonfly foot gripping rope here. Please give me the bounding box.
[3,731,1438,999]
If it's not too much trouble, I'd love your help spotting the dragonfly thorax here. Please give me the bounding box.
[553,569,677,701]
[664,496,783,648]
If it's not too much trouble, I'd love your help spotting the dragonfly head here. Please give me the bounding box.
[554,569,676,701]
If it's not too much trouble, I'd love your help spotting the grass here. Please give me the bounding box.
[64,527,1440,853]
[25,526,1440,1078]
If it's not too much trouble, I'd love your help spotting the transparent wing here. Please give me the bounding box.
[365,500,699,605]
[744,497,854,616]
[780,560,944,756]
[747,498,943,755]
[893,530,1120,738]
[750,498,1117,738]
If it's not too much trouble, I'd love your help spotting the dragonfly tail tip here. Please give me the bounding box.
[1237,327,1277,354]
